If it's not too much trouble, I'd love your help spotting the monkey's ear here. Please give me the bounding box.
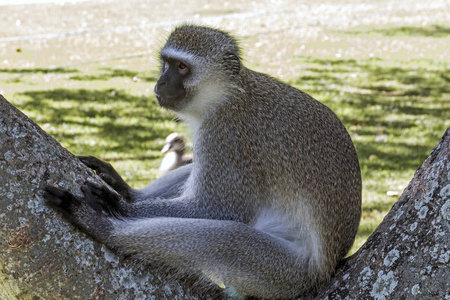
[224,52,241,76]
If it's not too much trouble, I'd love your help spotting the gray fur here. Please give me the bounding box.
[45,25,361,299]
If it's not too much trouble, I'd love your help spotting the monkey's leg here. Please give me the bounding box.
[108,218,311,299]
[44,185,113,242]
[45,186,313,298]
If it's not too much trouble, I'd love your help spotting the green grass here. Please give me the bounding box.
[339,24,450,38]
[1,29,449,255]
[288,56,449,252]
[1,65,188,185]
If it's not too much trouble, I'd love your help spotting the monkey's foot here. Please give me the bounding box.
[43,184,113,242]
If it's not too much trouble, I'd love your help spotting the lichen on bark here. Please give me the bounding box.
[311,127,450,299]
[0,95,200,300]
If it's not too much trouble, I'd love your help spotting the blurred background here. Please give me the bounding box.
[0,0,449,253]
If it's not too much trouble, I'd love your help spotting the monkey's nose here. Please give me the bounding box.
[154,84,162,95]
[155,80,167,94]
[156,79,167,87]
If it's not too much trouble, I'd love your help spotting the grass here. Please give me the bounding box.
[339,24,450,38]
[288,56,450,251]
[1,65,188,184]
[1,24,449,255]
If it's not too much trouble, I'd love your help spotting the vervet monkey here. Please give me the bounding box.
[159,132,193,176]
[44,25,361,299]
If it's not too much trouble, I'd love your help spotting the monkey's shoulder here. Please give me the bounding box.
[213,71,340,131]
[237,70,330,112]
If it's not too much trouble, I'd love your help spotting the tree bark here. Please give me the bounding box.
[0,95,204,299]
[308,126,450,299]
[1,94,449,299]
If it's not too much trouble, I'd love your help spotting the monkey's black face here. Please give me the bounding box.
[154,58,190,110]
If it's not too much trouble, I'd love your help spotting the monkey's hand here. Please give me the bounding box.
[83,181,130,217]
[43,185,114,242]
[78,156,134,202]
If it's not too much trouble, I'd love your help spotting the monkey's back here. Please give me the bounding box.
[199,68,362,280]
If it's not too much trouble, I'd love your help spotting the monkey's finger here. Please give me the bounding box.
[98,172,116,186]
[85,182,127,218]
[77,156,105,171]
[43,186,65,206]
[83,182,119,213]
[43,186,82,214]
[81,184,104,214]
[84,181,114,200]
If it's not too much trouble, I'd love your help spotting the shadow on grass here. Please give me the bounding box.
[295,57,449,109]
[0,67,78,74]
[0,66,159,83]
[295,57,449,106]
[292,56,450,179]
[354,141,431,172]
[69,68,158,82]
[338,24,450,38]
[21,88,174,154]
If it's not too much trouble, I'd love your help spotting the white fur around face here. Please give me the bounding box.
[177,81,230,133]
[160,47,197,67]
[160,46,230,134]
[160,46,207,87]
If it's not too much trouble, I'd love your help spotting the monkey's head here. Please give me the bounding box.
[154,25,242,118]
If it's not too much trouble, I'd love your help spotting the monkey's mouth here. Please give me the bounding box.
[155,92,187,111]
[155,94,169,107]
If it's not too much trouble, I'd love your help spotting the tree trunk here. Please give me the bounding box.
[1,94,449,299]
[308,126,450,298]
[0,95,205,299]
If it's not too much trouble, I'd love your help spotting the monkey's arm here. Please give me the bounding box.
[136,163,192,200]
[44,178,210,219]
[78,156,192,202]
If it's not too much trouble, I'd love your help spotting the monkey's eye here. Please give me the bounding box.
[178,62,187,70]
[177,62,190,75]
